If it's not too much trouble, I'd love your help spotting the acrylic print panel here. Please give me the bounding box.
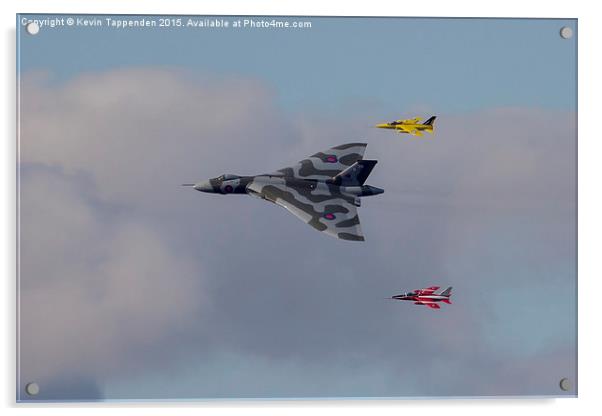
[17,15,577,401]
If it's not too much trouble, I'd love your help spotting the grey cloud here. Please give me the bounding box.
[19,165,208,400]
[19,68,576,399]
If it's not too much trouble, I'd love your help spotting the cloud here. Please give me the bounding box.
[18,68,576,400]
[20,68,288,211]
[19,166,206,401]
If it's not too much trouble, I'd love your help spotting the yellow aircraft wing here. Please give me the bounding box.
[399,117,422,124]
[396,125,421,135]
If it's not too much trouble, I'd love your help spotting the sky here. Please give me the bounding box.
[17,15,577,401]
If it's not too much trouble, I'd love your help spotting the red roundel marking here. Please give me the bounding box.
[324,213,336,220]
[325,155,338,163]
[224,185,234,193]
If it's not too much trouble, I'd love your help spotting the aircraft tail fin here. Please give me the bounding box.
[331,160,377,186]
[442,299,452,305]
[439,286,452,297]
[422,116,436,126]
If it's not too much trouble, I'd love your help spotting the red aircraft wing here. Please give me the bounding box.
[414,301,440,309]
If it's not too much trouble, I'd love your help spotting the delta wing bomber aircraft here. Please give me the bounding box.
[184,143,384,241]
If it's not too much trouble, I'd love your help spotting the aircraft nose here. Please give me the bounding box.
[193,181,213,192]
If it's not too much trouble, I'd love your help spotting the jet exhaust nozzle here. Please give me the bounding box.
[362,185,384,196]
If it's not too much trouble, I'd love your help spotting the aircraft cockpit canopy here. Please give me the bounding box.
[218,174,240,181]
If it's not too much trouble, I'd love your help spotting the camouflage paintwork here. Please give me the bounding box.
[191,143,384,241]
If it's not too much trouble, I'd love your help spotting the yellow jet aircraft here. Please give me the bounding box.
[375,116,436,137]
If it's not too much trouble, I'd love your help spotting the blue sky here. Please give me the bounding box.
[18,16,576,112]
[17,15,577,401]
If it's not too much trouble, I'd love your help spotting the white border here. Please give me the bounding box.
[3,1,599,415]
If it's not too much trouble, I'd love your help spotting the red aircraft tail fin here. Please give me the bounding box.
[442,299,452,305]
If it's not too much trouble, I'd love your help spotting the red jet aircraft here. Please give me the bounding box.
[390,286,452,309]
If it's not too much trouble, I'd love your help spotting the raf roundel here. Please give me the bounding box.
[224,185,234,193]
[324,213,336,220]
[325,155,338,163]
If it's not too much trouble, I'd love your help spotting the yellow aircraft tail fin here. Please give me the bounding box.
[422,116,436,126]
[422,116,436,137]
